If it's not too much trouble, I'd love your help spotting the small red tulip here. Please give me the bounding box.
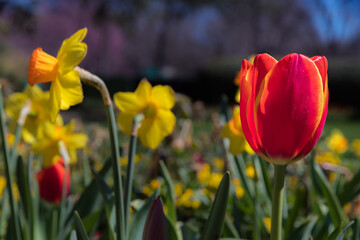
[239,53,328,165]
[37,158,70,203]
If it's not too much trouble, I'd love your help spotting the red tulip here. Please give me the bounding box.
[37,158,70,203]
[239,53,328,165]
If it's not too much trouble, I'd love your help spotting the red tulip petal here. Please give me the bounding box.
[311,56,328,92]
[240,54,277,158]
[294,78,328,161]
[255,53,324,161]
[237,59,252,85]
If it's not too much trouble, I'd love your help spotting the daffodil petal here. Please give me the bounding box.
[138,109,175,149]
[66,134,88,148]
[114,92,144,113]
[58,42,87,75]
[5,92,27,119]
[58,71,83,110]
[57,28,87,62]
[24,85,43,98]
[151,85,175,109]
[117,112,136,136]
[135,79,152,102]
[49,79,61,122]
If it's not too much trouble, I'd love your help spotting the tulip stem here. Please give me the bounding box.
[270,164,286,240]
[77,68,125,240]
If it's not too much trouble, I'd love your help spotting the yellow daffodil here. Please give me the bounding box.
[315,151,341,165]
[31,120,88,167]
[114,79,176,149]
[326,129,348,154]
[263,216,271,233]
[5,85,62,143]
[221,107,254,155]
[27,28,87,122]
[352,139,360,157]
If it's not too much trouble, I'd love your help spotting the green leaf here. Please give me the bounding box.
[352,218,359,240]
[327,221,354,240]
[313,163,347,227]
[159,161,176,222]
[339,169,360,205]
[201,172,230,240]
[284,187,306,238]
[165,215,179,240]
[16,156,35,240]
[257,157,272,199]
[64,159,112,232]
[81,208,103,237]
[70,230,78,240]
[92,168,115,240]
[74,211,90,240]
[127,189,160,240]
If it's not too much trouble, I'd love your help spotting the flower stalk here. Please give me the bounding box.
[124,114,142,234]
[76,67,125,240]
[270,164,286,240]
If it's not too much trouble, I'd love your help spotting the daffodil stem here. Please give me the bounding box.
[75,67,112,105]
[106,104,126,240]
[77,68,125,240]
[124,119,138,235]
[0,86,22,240]
[270,164,286,240]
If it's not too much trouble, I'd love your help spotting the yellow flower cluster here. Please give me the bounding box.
[197,163,222,189]
[221,107,254,156]
[142,179,162,196]
[175,187,201,209]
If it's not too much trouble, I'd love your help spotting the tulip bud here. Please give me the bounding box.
[36,158,70,203]
[240,53,328,165]
[142,196,168,240]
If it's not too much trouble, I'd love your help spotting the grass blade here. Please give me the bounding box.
[74,211,90,240]
[201,171,230,240]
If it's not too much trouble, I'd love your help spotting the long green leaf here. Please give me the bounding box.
[284,187,305,239]
[314,164,347,227]
[201,171,230,240]
[16,156,35,240]
[327,221,354,240]
[74,211,90,240]
[352,218,359,240]
[339,169,360,205]
[127,189,160,240]
[159,161,176,222]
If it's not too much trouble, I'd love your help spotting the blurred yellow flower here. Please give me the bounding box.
[5,85,62,143]
[235,186,244,199]
[114,79,176,149]
[142,179,162,196]
[315,152,341,165]
[0,176,5,196]
[120,154,140,167]
[176,188,201,209]
[197,163,211,185]
[351,139,360,157]
[0,176,19,202]
[31,121,88,167]
[246,165,255,179]
[326,129,348,154]
[174,183,183,197]
[27,28,87,122]
[207,173,223,189]
[221,107,254,155]
[212,157,225,171]
[263,216,271,233]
